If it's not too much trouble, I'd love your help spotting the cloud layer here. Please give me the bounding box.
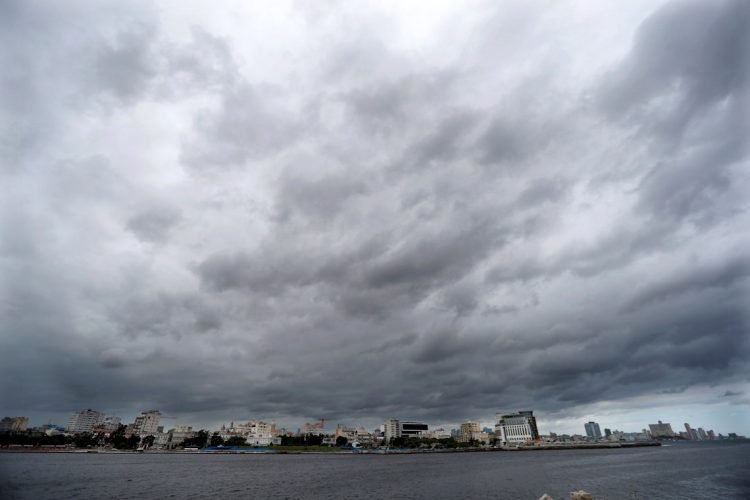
[1,0,748,433]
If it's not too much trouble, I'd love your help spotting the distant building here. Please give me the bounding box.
[170,425,196,447]
[605,429,649,442]
[151,426,196,449]
[684,423,693,440]
[648,421,675,439]
[584,421,602,440]
[707,430,716,440]
[302,419,326,434]
[382,418,428,442]
[154,432,171,449]
[95,416,121,432]
[604,428,612,437]
[636,431,651,441]
[427,428,452,439]
[66,409,104,434]
[400,421,428,437]
[384,418,400,442]
[132,410,161,435]
[335,425,375,446]
[495,411,539,445]
[697,428,707,440]
[39,424,65,436]
[233,420,277,437]
[458,421,481,443]
[0,416,29,433]
[219,420,281,445]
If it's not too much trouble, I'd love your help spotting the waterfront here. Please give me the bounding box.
[1,441,748,499]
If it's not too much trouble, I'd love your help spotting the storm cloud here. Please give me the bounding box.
[1,0,748,434]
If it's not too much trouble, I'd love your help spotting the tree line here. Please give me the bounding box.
[0,425,141,449]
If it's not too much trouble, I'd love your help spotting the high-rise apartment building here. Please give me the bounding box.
[584,421,602,439]
[132,410,161,435]
[384,418,400,442]
[66,409,104,433]
[459,421,481,443]
[648,421,675,438]
[495,411,539,445]
[684,423,693,440]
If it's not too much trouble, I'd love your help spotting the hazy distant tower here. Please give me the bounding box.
[584,421,602,440]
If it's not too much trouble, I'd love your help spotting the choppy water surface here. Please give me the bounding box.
[1,441,748,499]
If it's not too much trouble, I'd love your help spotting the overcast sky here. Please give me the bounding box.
[1,0,748,436]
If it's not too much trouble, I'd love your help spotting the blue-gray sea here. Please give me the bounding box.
[1,441,748,499]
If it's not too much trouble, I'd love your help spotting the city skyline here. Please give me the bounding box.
[1,0,749,437]
[6,404,746,440]
[4,407,745,455]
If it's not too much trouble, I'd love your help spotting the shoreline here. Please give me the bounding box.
[499,441,662,451]
[0,442,662,454]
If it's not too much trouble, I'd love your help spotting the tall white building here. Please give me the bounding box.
[66,409,104,433]
[384,418,400,442]
[495,411,539,445]
[132,410,161,435]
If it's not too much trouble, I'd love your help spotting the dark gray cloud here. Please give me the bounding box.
[181,82,304,169]
[598,0,748,130]
[91,22,159,102]
[1,0,748,434]
[127,205,182,243]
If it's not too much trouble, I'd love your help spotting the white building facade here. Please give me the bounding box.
[219,420,281,445]
[133,410,161,435]
[427,428,452,439]
[495,411,540,445]
[66,409,104,433]
[383,418,400,442]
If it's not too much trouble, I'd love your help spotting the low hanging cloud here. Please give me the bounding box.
[1,0,748,433]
